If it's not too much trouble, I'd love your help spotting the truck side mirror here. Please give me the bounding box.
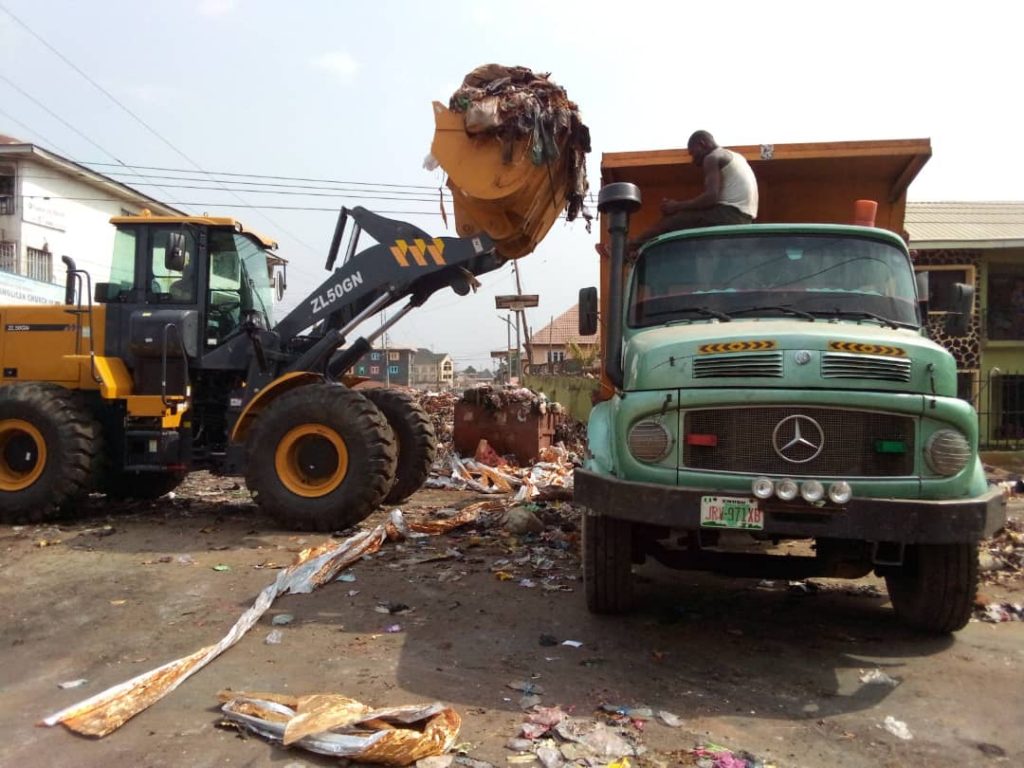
[165,232,187,272]
[944,282,974,337]
[579,286,598,335]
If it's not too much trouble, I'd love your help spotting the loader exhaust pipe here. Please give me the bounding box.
[597,183,642,390]
[61,256,77,305]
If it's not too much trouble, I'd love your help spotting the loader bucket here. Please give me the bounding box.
[430,101,572,260]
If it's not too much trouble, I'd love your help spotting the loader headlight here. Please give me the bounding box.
[800,479,825,503]
[828,481,852,504]
[924,429,971,476]
[627,420,672,463]
[752,477,775,499]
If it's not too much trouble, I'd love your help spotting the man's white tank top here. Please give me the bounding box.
[709,147,758,218]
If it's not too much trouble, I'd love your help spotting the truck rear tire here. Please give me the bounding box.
[583,512,634,614]
[245,384,397,531]
[362,388,436,504]
[0,383,99,523]
[100,470,185,501]
[884,542,978,634]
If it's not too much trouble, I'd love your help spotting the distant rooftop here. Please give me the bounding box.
[906,201,1024,249]
[532,304,598,347]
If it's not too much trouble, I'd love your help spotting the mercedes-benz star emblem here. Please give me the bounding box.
[772,415,824,464]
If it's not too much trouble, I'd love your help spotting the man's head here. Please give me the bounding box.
[687,130,718,165]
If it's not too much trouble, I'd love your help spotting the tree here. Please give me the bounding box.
[567,341,600,370]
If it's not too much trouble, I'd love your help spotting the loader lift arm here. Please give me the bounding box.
[270,206,503,380]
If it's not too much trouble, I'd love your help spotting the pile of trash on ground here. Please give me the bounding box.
[418,385,582,502]
[447,64,591,225]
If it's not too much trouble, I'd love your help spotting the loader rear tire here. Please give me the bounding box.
[100,470,185,501]
[245,384,397,531]
[0,383,99,523]
[362,388,436,504]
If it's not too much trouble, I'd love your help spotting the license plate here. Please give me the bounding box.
[700,496,764,530]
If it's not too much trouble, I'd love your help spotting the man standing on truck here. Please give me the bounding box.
[631,130,758,248]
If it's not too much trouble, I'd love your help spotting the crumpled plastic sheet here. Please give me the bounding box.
[218,692,461,765]
[40,506,489,738]
[429,452,574,501]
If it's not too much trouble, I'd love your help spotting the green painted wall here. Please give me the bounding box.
[523,374,600,422]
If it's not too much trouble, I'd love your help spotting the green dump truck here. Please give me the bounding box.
[575,138,1006,633]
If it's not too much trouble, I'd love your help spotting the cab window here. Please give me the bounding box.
[148,227,197,303]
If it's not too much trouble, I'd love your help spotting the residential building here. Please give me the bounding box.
[456,366,495,388]
[411,348,454,390]
[530,303,599,372]
[0,135,181,304]
[353,347,416,387]
[906,201,1024,448]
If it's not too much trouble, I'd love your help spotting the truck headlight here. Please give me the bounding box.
[627,420,672,463]
[924,429,971,476]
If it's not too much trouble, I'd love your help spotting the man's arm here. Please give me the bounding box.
[661,154,723,215]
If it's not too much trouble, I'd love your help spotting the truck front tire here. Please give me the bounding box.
[583,512,634,614]
[884,542,979,634]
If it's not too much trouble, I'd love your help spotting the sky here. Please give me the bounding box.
[0,0,1019,369]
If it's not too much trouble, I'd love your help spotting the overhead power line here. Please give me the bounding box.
[0,2,320,256]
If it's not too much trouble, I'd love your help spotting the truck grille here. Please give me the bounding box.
[821,352,911,382]
[693,352,783,378]
[682,406,915,477]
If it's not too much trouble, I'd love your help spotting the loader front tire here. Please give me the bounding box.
[246,384,397,531]
[0,383,99,523]
[362,388,436,504]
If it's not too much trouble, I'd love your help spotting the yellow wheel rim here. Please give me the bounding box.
[274,423,349,498]
[0,419,47,492]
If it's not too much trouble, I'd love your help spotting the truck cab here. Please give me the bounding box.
[575,139,1006,633]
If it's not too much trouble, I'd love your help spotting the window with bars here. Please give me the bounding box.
[0,171,14,215]
[0,241,16,273]
[26,247,53,283]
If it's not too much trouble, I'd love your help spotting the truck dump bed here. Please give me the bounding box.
[595,138,933,399]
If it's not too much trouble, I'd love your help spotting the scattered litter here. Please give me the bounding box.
[348,590,360,597]
[979,517,1024,585]
[975,601,1024,623]
[212,564,231,572]
[561,640,582,649]
[506,508,545,536]
[109,599,127,606]
[265,630,283,645]
[519,579,537,589]
[58,679,88,690]
[519,695,543,710]
[688,745,771,768]
[336,572,357,583]
[882,715,913,740]
[40,504,495,737]
[271,614,294,626]
[507,681,545,695]
[553,719,640,759]
[858,668,899,687]
[175,554,195,566]
[219,690,460,764]
[376,602,414,615]
[385,624,403,634]
[418,755,455,768]
[655,710,682,727]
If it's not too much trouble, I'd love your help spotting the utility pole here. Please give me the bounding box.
[512,260,534,369]
[506,314,512,383]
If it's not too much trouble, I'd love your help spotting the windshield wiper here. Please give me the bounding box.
[812,309,914,330]
[660,306,732,324]
[730,305,815,321]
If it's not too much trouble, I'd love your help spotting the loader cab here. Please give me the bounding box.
[99,215,277,357]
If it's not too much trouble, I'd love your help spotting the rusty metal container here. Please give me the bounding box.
[453,400,562,464]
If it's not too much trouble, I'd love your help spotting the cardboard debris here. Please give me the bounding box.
[219,692,461,765]
[40,505,492,738]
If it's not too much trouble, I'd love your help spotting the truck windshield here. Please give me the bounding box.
[628,233,919,329]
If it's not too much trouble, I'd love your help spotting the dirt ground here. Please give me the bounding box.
[1,475,1021,768]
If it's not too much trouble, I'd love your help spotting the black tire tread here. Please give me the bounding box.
[0,382,100,523]
[885,542,978,634]
[362,388,436,504]
[583,512,634,614]
[245,384,397,531]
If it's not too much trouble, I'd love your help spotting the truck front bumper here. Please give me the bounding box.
[574,469,1007,544]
